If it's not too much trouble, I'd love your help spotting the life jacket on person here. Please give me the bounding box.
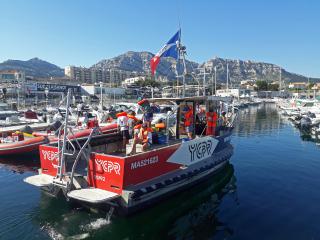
[127,114,138,122]
[139,127,153,144]
[206,112,218,127]
[206,112,218,136]
[184,108,193,127]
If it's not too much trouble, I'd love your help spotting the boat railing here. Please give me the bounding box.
[68,127,101,192]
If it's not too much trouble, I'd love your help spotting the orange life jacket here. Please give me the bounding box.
[206,112,218,127]
[139,127,153,143]
[184,109,193,127]
[127,114,138,122]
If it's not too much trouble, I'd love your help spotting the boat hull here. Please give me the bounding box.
[0,136,48,156]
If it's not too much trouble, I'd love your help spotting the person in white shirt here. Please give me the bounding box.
[117,112,129,152]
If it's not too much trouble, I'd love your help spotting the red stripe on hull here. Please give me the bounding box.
[0,136,47,155]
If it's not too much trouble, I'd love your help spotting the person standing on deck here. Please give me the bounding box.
[116,112,129,152]
[138,99,153,128]
[127,111,138,139]
[206,106,218,136]
[183,104,194,139]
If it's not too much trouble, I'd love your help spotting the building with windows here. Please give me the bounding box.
[288,82,307,90]
[0,70,25,85]
[65,66,138,86]
[122,76,146,87]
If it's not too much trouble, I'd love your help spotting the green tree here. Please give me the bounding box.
[136,77,161,88]
[268,83,279,91]
[255,80,268,91]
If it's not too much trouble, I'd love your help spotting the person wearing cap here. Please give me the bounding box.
[128,122,152,155]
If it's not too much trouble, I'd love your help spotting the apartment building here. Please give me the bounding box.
[65,66,138,86]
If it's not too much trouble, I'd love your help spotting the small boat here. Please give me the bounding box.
[0,132,48,156]
[32,123,118,143]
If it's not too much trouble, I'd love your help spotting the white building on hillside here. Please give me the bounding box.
[122,76,146,87]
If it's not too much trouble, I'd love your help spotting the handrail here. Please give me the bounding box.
[68,127,100,192]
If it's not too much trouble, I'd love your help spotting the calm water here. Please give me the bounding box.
[1,103,320,240]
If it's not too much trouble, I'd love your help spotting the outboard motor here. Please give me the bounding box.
[307,112,316,119]
[300,117,312,131]
[50,120,62,131]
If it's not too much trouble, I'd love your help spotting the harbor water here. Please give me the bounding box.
[1,103,320,239]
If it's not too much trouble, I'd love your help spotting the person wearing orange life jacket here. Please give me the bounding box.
[206,110,218,136]
[128,122,152,155]
[183,104,194,139]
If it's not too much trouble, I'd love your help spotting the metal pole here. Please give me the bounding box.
[226,61,229,90]
[17,87,19,110]
[214,66,217,95]
[58,89,71,181]
[203,68,206,96]
[99,82,103,110]
[308,77,310,99]
[279,67,282,96]
[211,69,214,96]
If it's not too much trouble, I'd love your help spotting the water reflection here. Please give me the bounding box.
[34,163,237,239]
[235,103,282,137]
[0,156,39,174]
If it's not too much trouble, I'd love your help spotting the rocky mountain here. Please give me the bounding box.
[0,58,64,78]
[92,51,199,80]
[1,53,318,84]
[92,51,319,84]
[201,57,318,85]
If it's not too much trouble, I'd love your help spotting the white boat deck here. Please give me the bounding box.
[67,188,119,204]
[24,174,54,187]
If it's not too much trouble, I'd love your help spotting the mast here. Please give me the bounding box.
[203,68,206,96]
[279,67,282,96]
[214,66,217,95]
[211,68,214,95]
[176,29,187,98]
[308,77,310,99]
[226,61,229,90]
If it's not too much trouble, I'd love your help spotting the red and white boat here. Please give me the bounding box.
[24,92,237,215]
[0,132,48,156]
[32,123,118,143]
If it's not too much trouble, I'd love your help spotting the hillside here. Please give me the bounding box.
[0,58,64,78]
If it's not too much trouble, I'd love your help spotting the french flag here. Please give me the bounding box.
[150,29,181,75]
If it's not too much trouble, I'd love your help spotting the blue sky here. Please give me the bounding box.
[1,0,319,77]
